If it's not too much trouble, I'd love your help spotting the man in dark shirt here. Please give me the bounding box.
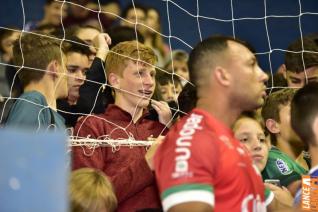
[57,33,110,127]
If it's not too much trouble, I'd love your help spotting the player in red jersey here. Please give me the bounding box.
[154,36,272,211]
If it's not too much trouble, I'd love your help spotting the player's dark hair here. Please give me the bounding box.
[188,35,254,88]
[291,82,318,147]
[285,34,318,73]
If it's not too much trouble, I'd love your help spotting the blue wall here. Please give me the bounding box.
[0,0,318,73]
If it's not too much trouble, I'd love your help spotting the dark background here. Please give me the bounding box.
[1,0,318,74]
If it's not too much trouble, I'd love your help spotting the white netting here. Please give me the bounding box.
[0,0,317,148]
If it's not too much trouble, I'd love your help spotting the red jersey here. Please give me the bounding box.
[154,109,272,211]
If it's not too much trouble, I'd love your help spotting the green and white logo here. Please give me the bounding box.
[276,159,292,175]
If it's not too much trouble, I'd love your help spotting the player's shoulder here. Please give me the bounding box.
[167,111,215,142]
[14,91,47,108]
[156,110,220,163]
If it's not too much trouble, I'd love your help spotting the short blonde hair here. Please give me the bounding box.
[69,168,117,212]
[105,41,157,77]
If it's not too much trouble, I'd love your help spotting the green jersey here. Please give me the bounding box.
[262,146,307,187]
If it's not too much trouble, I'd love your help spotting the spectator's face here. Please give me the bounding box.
[66,52,89,105]
[44,2,68,25]
[101,2,120,20]
[227,41,268,110]
[234,117,269,171]
[159,82,182,102]
[172,60,189,83]
[69,0,89,18]
[122,8,146,35]
[278,103,304,150]
[286,66,318,88]
[0,31,20,59]
[146,9,160,33]
[76,28,100,64]
[113,60,155,109]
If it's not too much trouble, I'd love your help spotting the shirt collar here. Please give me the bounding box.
[105,104,150,122]
[192,108,234,137]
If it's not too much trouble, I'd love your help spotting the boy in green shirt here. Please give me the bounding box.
[262,88,308,195]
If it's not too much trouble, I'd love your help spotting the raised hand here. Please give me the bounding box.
[151,100,172,127]
[93,33,112,61]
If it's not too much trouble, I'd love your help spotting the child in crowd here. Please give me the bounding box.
[233,112,294,210]
[164,50,189,86]
[262,88,307,195]
[69,168,117,212]
[156,71,182,103]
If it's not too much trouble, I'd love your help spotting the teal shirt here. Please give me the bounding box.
[262,146,307,187]
[6,91,66,130]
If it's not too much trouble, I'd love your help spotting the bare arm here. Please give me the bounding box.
[169,202,213,212]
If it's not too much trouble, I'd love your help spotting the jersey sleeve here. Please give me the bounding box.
[154,119,219,211]
[264,187,274,206]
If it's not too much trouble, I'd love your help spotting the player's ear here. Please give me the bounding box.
[265,118,280,134]
[46,60,59,78]
[108,72,120,89]
[214,66,230,86]
[280,64,287,79]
